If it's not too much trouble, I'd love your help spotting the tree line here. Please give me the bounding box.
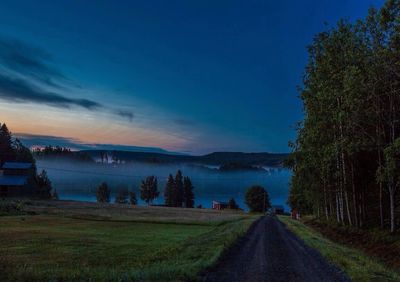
[287,0,400,232]
[95,170,195,208]
[96,178,272,214]
[33,145,93,162]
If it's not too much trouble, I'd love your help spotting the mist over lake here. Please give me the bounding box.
[37,159,291,211]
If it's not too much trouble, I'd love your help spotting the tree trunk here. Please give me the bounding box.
[336,193,340,223]
[340,188,345,223]
[351,162,358,227]
[389,185,396,233]
[345,190,352,226]
[324,181,329,220]
[379,181,384,228]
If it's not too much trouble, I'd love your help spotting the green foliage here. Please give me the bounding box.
[96,182,110,203]
[288,0,400,231]
[245,185,271,212]
[140,176,159,205]
[0,210,258,281]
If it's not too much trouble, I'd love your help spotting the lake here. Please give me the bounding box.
[37,160,291,211]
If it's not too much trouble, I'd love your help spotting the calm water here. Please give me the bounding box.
[37,160,291,211]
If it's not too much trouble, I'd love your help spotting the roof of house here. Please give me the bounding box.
[2,162,33,170]
[213,201,228,205]
[0,175,28,186]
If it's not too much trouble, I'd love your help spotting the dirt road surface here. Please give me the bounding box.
[204,216,349,282]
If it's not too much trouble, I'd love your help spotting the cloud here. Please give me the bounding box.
[0,74,101,109]
[0,35,134,122]
[0,36,67,89]
[15,133,181,154]
[115,110,134,122]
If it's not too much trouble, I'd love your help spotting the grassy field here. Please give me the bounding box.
[0,200,258,281]
[20,200,246,224]
[278,215,400,282]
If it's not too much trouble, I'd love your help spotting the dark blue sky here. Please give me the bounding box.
[0,0,385,154]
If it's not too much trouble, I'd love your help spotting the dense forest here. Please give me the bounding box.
[33,146,93,162]
[287,0,400,232]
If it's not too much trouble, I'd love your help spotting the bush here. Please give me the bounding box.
[245,185,271,212]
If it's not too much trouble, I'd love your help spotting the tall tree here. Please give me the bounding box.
[140,176,159,205]
[0,123,15,164]
[174,170,184,207]
[183,176,195,208]
[164,174,175,207]
[287,0,400,232]
[245,185,271,213]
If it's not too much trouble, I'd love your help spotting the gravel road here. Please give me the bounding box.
[204,216,350,282]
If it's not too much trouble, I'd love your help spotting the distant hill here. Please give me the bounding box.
[81,150,288,167]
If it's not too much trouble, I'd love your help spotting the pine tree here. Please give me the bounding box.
[164,174,175,207]
[0,123,15,164]
[140,176,159,205]
[174,170,184,207]
[183,176,194,208]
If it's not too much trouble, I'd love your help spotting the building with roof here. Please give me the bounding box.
[0,162,35,198]
[212,200,228,210]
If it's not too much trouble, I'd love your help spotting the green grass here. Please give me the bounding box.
[278,215,400,282]
[0,212,257,281]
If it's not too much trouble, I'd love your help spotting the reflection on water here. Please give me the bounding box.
[37,160,291,211]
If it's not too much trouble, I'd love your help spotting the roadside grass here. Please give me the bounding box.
[0,207,258,281]
[278,215,400,282]
[304,217,400,269]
